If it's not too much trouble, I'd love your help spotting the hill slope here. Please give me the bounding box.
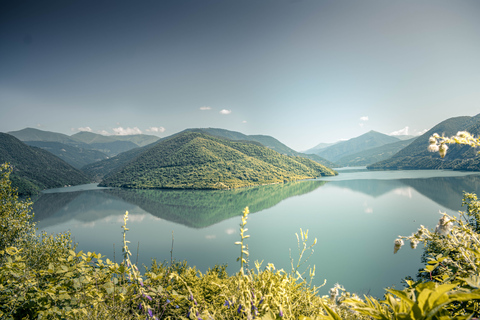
[316,131,401,162]
[24,141,109,169]
[184,128,337,167]
[368,114,480,170]
[100,132,336,189]
[336,138,417,167]
[0,133,91,195]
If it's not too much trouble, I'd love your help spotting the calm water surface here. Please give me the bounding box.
[33,168,480,298]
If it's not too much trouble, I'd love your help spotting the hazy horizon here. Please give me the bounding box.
[2,0,480,151]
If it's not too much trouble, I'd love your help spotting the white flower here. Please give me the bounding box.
[429,137,437,145]
[410,238,419,249]
[428,144,439,152]
[435,214,452,236]
[394,238,404,254]
[439,143,448,158]
[456,131,470,139]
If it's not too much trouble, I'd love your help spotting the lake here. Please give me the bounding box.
[33,168,480,298]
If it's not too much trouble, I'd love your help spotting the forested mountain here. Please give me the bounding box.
[9,128,83,146]
[9,127,160,157]
[100,132,336,189]
[24,141,109,169]
[81,144,152,180]
[335,138,417,167]
[315,131,400,162]
[0,133,90,195]
[71,131,159,147]
[183,128,337,167]
[368,114,480,171]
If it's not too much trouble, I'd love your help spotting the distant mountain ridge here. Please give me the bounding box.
[0,133,90,195]
[336,138,417,167]
[100,132,337,189]
[314,130,401,162]
[368,114,480,171]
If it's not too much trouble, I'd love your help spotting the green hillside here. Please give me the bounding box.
[100,132,336,189]
[25,141,108,169]
[316,130,400,162]
[336,137,417,166]
[184,128,337,167]
[0,133,91,195]
[8,128,84,146]
[368,114,480,171]
[71,131,160,147]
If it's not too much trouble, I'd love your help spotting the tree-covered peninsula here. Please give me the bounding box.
[100,132,336,189]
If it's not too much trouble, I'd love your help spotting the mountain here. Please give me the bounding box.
[8,128,84,146]
[335,138,417,167]
[0,133,91,195]
[23,141,109,169]
[368,114,480,171]
[9,128,161,157]
[100,132,337,189]
[303,142,336,154]
[315,131,401,162]
[183,128,337,167]
[71,131,160,147]
[81,144,151,181]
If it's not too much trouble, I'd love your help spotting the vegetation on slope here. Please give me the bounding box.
[24,141,108,169]
[100,132,336,189]
[368,114,480,171]
[0,133,90,195]
[316,130,401,162]
[335,137,416,167]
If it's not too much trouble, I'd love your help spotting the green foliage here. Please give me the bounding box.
[101,132,337,190]
[0,133,91,195]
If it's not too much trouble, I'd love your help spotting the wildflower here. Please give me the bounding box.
[143,294,152,301]
[139,279,144,286]
[166,299,171,304]
[175,305,179,309]
[148,309,153,317]
[279,308,284,317]
[427,144,439,152]
[139,303,142,310]
[329,286,338,302]
[393,238,404,254]
[439,143,448,158]
[457,131,469,138]
[435,214,452,236]
[410,238,419,249]
[259,297,264,304]
[429,137,437,145]
[224,300,231,308]
[237,304,242,313]
[189,294,194,301]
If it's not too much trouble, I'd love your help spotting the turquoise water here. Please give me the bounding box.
[34,168,480,298]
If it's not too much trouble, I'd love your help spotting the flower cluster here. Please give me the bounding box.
[428,131,480,158]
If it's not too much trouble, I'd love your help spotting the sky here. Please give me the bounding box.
[1,0,480,151]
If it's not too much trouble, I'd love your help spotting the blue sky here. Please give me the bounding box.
[1,0,480,151]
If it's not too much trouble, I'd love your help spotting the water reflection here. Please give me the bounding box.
[34,180,326,229]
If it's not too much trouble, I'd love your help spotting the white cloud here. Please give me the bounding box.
[78,126,92,132]
[220,109,232,115]
[112,127,142,135]
[360,116,369,121]
[242,120,247,123]
[98,130,109,135]
[200,106,211,111]
[390,126,409,136]
[146,127,165,133]
[205,234,216,239]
